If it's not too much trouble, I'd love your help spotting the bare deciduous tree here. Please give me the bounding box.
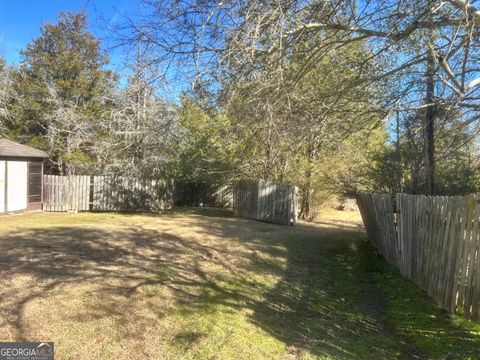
[113,0,480,195]
[43,81,97,175]
[0,62,15,133]
[95,41,180,177]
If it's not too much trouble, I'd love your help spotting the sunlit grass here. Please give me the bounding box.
[0,209,479,359]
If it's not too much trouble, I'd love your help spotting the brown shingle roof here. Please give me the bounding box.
[0,138,48,158]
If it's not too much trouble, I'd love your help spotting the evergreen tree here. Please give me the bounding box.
[12,12,116,174]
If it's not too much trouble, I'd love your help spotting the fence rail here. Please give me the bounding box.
[233,179,298,225]
[357,192,480,322]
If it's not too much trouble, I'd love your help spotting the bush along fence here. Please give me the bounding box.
[232,179,299,226]
[174,181,232,207]
[356,192,480,322]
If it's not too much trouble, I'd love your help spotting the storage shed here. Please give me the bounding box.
[0,139,48,213]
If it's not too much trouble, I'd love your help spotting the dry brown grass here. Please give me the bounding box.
[312,208,362,229]
[1,208,479,359]
[0,210,305,359]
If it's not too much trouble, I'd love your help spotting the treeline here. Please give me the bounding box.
[2,2,480,220]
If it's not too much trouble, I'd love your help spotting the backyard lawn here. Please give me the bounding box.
[1,208,480,359]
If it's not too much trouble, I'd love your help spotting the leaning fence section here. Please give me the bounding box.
[357,192,480,322]
[232,179,298,225]
[43,175,174,212]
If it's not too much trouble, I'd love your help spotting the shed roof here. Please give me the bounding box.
[0,138,48,158]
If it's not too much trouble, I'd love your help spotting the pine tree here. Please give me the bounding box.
[12,12,117,174]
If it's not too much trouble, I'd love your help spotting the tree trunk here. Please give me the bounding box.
[300,146,314,221]
[424,52,436,195]
[395,111,403,192]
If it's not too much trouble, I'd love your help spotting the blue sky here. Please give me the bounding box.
[0,0,191,99]
[0,0,131,69]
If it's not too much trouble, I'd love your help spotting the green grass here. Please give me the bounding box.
[362,247,480,359]
[0,209,479,359]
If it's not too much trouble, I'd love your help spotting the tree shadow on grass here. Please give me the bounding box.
[0,212,479,359]
[182,214,480,359]
[0,216,273,344]
[242,223,480,359]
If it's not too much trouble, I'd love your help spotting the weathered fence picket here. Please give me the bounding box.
[42,175,90,212]
[91,176,174,212]
[232,179,298,225]
[43,175,174,212]
[357,192,480,323]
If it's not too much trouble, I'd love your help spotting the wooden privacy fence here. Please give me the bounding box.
[232,179,298,225]
[44,175,91,211]
[357,192,480,322]
[44,175,174,212]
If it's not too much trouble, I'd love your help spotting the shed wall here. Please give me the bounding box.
[0,161,4,212]
[6,161,27,212]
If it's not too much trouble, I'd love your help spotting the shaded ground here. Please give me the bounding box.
[0,208,479,359]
